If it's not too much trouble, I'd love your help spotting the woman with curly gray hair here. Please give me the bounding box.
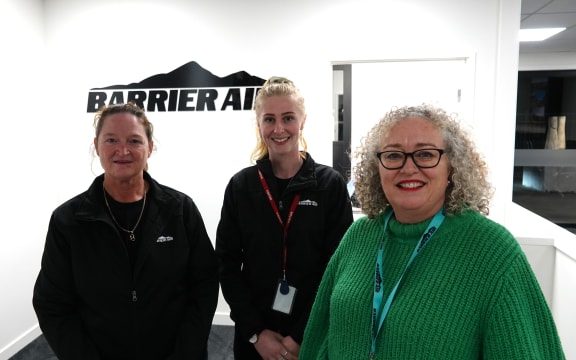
[300,104,565,359]
[354,104,492,219]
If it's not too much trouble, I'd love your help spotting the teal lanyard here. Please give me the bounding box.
[370,208,445,359]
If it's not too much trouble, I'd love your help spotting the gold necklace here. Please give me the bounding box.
[103,183,147,242]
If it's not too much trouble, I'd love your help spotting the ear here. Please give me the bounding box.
[93,138,99,156]
[300,114,307,131]
[148,140,154,158]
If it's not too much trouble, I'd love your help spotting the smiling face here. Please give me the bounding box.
[257,95,306,160]
[94,112,153,182]
[378,117,450,223]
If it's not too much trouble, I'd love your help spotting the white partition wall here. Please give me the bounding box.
[507,203,576,358]
[553,241,576,358]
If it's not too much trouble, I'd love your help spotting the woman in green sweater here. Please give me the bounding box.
[300,104,565,359]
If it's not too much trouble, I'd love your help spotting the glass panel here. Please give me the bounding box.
[514,70,576,234]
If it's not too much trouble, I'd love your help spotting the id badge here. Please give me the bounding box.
[272,280,297,314]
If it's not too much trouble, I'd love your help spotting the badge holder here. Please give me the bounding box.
[272,279,297,314]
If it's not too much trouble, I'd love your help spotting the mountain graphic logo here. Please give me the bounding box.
[87,61,266,113]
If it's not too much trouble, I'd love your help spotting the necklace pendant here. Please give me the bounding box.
[103,182,146,243]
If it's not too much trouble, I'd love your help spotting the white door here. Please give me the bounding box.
[349,58,474,161]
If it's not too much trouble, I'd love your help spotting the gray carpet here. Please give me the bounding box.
[10,325,234,360]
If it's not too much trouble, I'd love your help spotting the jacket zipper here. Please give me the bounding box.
[105,218,138,303]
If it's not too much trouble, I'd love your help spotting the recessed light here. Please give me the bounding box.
[519,28,566,42]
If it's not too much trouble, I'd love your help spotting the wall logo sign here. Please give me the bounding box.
[87,61,266,113]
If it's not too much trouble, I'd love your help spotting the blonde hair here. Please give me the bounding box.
[353,104,493,219]
[250,76,307,163]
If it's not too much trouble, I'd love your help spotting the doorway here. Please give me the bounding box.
[332,57,474,186]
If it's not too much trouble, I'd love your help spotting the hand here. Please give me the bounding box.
[254,329,286,360]
[281,336,300,360]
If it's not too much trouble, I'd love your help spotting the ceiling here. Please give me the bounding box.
[519,0,576,54]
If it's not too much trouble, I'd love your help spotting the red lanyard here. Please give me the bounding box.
[258,169,300,278]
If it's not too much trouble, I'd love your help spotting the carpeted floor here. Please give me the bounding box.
[10,325,234,360]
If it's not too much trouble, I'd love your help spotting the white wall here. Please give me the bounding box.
[0,0,53,358]
[506,204,576,358]
[6,0,576,358]
[553,238,576,359]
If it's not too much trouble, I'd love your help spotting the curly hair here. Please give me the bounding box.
[250,76,308,163]
[353,104,493,219]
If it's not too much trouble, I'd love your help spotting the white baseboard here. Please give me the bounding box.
[0,315,232,360]
[0,324,41,360]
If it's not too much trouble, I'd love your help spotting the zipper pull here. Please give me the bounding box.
[131,290,138,302]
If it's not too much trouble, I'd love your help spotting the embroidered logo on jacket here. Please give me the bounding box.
[298,199,318,207]
[156,236,174,243]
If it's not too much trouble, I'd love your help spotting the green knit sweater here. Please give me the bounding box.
[300,210,565,359]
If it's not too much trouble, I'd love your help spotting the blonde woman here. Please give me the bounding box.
[216,77,353,360]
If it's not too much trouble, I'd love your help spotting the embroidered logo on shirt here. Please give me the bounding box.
[156,236,174,243]
[298,199,318,206]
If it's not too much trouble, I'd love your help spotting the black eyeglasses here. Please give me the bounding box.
[376,148,445,170]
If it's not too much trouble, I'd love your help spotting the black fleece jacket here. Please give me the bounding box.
[33,172,219,360]
[216,153,353,345]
